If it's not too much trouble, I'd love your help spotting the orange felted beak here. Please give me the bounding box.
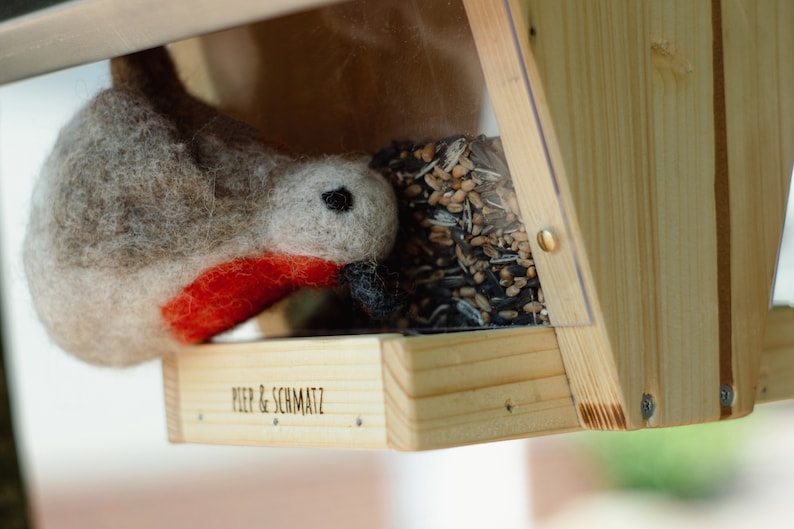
[161,254,343,344]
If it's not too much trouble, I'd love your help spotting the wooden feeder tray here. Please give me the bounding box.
[3,0,794,450]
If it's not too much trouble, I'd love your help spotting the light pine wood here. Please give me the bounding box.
[758,307,794,404]
[523,0,748,428]
[163,335,395,449]
[515,0,794,427]
[163,327,581,450]
[722,0,794,416]
[0,0,342,85]
[161,303,794,449]
[382,327,580,450]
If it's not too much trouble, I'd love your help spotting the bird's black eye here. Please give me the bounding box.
[322,187,353,212]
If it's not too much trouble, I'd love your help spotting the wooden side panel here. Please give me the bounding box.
[758,307,794,404]
[382,327,580,450]
[526,0,724,427]
[722,0,794,416]
[162,336,394,449]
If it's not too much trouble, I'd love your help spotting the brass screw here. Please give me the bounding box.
[536,229,557,253]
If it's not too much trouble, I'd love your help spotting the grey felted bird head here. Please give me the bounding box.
[24,47,400,366]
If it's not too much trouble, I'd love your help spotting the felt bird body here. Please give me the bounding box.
[24,47,399,366]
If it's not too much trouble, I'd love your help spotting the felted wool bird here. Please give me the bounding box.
[24,47,399,367]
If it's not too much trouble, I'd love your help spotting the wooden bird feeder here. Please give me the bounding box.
[2,0,793,451]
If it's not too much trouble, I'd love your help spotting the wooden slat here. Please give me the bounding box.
[162,335,395,449]
[382,326,580,450]
[722,0,794,416]
[758,307,794,404]
[162,355,183,443]
[0,0,339,85]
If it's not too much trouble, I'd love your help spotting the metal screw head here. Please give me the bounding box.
[719,384,735,408]
[641,393,656,420]
[536,229,557,253]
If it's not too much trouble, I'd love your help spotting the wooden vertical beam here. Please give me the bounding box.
[721,0,794,417]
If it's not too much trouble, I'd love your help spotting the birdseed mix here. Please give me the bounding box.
[371,135,550,330]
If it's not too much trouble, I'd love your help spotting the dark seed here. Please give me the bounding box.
[514,313,540,325]
[493,287,535,311]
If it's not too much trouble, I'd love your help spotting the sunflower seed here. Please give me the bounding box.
[456,299,484,326]
[416,158,439,178]
[428,209,458,226]
[490,253,519,264]
[438,136,468,172]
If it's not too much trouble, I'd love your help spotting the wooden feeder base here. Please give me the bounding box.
[164,307,793,450]
[163,326,576,451]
